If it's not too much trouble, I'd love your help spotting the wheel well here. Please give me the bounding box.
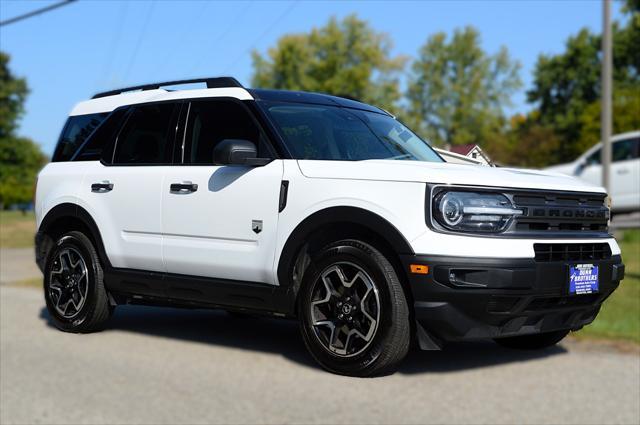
[37,204,109,270]
[277,207,415,315]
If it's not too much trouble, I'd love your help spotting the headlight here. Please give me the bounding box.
[433,191,523,233]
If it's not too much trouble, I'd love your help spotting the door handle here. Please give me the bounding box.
[91,182,113,192]
[616,168,629,175]
[170,182,198,193]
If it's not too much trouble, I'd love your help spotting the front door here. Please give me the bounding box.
[162,99,283,284]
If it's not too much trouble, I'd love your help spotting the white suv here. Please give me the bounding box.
[545,131,640,213]
[35,78,625,376]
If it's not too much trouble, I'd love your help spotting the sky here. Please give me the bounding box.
[0,0,624,155]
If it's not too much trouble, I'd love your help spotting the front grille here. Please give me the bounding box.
[534,243,612,262]
[512,191,609,234]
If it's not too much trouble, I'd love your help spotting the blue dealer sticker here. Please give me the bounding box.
[569,264,599,295]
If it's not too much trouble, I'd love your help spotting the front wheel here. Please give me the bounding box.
[298,240,410,377]
[494,330,570,350]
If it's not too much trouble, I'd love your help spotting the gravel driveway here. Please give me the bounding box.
[1,285,638,425]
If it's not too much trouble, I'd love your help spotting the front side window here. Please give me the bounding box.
[53,113,108,162]
[586,148,601,165]
[112,103,177,164]
[183,100,271,164]
[261,102,442,162]
[613,138,640,162]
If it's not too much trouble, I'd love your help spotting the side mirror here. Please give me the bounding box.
[212,139,271,166]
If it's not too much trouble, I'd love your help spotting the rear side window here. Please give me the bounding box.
[52,113,108,162]
[73,109,128,161]
[112,103,177,165]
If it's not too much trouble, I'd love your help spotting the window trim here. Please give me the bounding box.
[178,97,279,166]
[54,112,109,162]
[107,100,183,167]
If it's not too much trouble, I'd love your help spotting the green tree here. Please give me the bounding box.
[579,85,640,148]
[526,0,639,164]
[0,52,28,139]
[0,137,47,208]
[486,113,561,168]
[405,26,521,148]
[251,15,406,110]
[0,52,47,209]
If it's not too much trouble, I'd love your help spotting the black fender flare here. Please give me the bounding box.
[38,203,111,268]
[276,206,414,290]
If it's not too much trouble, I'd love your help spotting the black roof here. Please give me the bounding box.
[90,76,391,116]
[248,89,390,115]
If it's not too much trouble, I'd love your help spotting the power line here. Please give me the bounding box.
[121,0,156,83]
[0,0,77,27]
[159,0,211,73]
[188,0,254,75]
[223,0,299,74]
[97,1,129,90]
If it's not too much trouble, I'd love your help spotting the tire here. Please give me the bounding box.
[494,330,570,350]
[43,231,113,332]
[298,239,410,377]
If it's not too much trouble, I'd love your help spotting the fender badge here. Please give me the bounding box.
[252,220,263,234]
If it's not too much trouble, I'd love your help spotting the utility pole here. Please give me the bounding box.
[601,0,612,192]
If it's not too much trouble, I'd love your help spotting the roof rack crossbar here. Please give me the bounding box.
[91,77,244,99]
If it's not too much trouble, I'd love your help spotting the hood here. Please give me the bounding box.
[544,162,578,176]
[297,160,605,193]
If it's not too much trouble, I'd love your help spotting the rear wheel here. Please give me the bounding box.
[298,239,410,377]
[44,231,113,332]
[494,330,570,350]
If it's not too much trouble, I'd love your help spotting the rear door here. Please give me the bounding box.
[611,137,640,210]
[80,102,181,271]
[162,98,283,284]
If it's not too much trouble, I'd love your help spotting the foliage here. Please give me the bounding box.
[0,52,28,140]
[0,52,47,209]
[405,26,521,147]
[486,113,561,168]
[524,2,640,164]
[579,85,640,150]
[251,15,406,111]
[0,137,47,208]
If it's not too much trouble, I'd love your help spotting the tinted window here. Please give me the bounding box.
[184,100,270,164]
[263,103,442,162]
[586,148,601,165]
[113,103,177,164]
[52,113,108,162]
[613,137,640,162]
[73,109,128,161]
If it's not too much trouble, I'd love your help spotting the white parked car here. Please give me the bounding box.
[35,78,625,376]
[546,131,640,213]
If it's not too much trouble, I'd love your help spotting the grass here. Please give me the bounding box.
[0,210,36,249]
[575,229,640,344]
[0,208,638,343]
[11,277,42,288]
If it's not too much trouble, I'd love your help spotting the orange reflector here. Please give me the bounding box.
[410,264,429,275]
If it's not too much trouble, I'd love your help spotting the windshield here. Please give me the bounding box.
[262,102,443,162]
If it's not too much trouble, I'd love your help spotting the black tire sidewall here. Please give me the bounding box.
[299,242,406,375]
[43,232,103,331]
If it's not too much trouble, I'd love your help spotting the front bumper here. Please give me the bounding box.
[401,253,625,343]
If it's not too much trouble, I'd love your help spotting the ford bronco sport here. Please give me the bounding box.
[35,77,625,376]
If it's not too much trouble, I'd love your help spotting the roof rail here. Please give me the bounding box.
[91,77,244,99]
